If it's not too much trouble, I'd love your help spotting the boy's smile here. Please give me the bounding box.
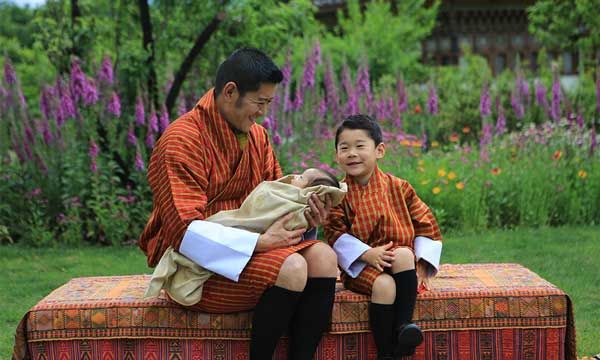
[335,129,385,185]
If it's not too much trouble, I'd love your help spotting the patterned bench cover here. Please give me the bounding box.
[13,263,575,359]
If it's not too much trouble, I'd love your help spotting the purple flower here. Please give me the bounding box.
[324,59,340,121]
[341,65,353,95]
[551,77,561,122]
[281,52,292,87]
[396,78,408,113]
[145,129,155,149]
[39,86,53,120]
[148,111,159,133]
[3,58,17,85]
[127,125,137,147]
[511,91,524,119]
[262,116,273,130]
[292,85,304,111]
[159,109,170,133]
[517,73,530,105]
[107,91,121,117]
[300,44,319,91]
[89,140,99,158]
[479,123,493,161]
[495,102,506,136]
[535,81,549,111]
[393,114,403,129]
[317,98,327,118]
[98,56,114,86]
[272,131,282,146]
[135,96,145,126]
[576,113,584,129]
[69,59,86,102]
[356,63,373,112]
[427,84,438,115]
[82,78,99,106]
[479,85,492,118]
[40,118,53,145]
[135,149,145,171]
[24,122,34,146]
[284,124,293,138]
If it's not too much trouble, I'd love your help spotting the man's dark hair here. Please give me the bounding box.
[308,169,340,188]
[215,48,283,97]
[334,114,383,149]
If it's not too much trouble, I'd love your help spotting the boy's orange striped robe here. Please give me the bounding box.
[324,166,442,295]
[138,89,316,312]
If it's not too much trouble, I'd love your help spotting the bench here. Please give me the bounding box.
[13,263,575,359]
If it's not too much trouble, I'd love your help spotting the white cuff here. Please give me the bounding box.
[179,220,259,282]
[414,236,443,276]
[333,233,370,278]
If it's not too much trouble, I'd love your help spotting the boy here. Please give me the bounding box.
[325,115,442,359]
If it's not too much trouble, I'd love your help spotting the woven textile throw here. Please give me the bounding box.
[13,263,575,360]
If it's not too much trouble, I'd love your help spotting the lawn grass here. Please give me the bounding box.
[1,225,599,358]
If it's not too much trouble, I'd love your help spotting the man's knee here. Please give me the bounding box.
[392,247,415,272]
[303,242,338,277]
[275,253,308,291]
[371,273,396,304]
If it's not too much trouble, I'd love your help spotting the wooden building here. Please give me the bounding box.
[313,0,579,75]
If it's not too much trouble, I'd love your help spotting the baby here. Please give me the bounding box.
[145,167,347,305]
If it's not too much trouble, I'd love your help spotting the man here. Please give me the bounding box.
[139,48,337,360]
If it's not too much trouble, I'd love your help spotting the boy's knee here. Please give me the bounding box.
[392,247,415,272]
[276,253,308,291]
[371,273,396,304]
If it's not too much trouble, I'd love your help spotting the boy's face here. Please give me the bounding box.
[335,129,385,185]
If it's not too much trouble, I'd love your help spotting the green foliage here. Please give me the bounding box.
[528,0,600,68]
[316,0,439,83]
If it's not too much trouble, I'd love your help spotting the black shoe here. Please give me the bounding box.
[395,323,423,356]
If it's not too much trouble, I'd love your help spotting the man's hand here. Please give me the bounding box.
[304,193,332,228]
[255,213,306,253]
[416,259,431,292]
[359,241,395,272]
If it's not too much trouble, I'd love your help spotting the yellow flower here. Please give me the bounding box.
[421,179,430,185]
[431,141,440,148]
[447,171,457,180]
[417,160,425,166]
[417,166,425,173]
[455,182,465,190]
[578,170,588,179]
[442,179,449,185]
[432,187,441,195]
[437,169,446,177]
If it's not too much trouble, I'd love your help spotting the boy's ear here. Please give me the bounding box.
[375,142,385,159]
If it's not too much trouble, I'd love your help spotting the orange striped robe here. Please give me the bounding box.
[324,166,442,295]
[139,89,317,312]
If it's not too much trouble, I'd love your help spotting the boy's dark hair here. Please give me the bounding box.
[334,114,383,149]
[308,169,340,188]
[215,48,283,97]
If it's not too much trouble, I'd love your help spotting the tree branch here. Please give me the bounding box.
[138,0,160,111]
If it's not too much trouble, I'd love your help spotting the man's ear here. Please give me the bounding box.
[375,142,386,159]
[221,82,238,102]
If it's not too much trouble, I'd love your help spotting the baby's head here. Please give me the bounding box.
[290,168,340,189]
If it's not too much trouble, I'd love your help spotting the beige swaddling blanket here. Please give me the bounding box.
[144,176,347,306]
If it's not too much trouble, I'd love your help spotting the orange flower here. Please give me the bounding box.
[437,169,447,177]
[447,171,457,180]
[553,150,562,160]
[400,139,410,147]
[455,182,465,190]
[449,133,459,143]
[491,167,501,175]
[462,126,471,134]
[411,140,422,148]
[414,104,422,114]
[432,187,441,194]
[578,170,588,179]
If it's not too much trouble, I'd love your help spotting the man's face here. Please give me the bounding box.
[335,129,384,185]
[223,82,277,133]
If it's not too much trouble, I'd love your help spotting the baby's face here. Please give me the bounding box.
[290,168,324,188]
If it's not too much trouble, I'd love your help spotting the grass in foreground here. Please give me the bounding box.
[1,225,599,358]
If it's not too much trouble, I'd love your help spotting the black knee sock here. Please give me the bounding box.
[393,269,418,327]
[288,277,336,360]
[369,303,395,357]
[251,285,302,360]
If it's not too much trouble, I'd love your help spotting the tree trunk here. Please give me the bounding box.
[165,10,226,115]
[138,0,160,112]
[69,0,82,60]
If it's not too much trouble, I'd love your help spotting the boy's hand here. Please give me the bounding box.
[360,241,395,272]
[416,259,431,292]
